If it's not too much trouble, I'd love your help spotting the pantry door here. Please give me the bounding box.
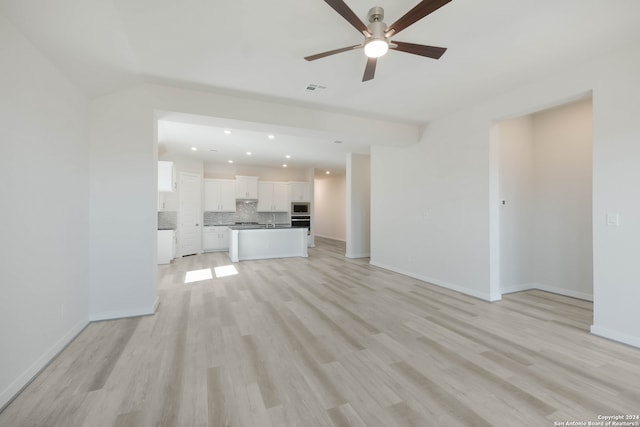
[179,172,202,256]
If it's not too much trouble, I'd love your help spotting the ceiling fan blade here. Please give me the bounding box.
[304,44,362,61]
[362,57,377,82]
[391,41,447,59]
[385,0,452,37]
[323,0,369,35]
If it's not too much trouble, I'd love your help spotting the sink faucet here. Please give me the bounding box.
[272,214,276,228]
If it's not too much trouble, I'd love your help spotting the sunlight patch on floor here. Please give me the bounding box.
[184,268,213,283]
[214,264,239,278]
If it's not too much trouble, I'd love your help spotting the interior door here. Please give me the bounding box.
[179,172,202,256]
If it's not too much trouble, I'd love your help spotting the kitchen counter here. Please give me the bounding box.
[229,224,291,230]
[229,227,307,262]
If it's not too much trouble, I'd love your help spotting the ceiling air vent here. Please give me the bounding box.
[306,83,327,92]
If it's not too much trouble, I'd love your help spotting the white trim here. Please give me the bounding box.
[89,296,159,322]
[500,282,593,302]
[590,325,640,349]
[500,283,535,295]
[533,283,593,302]
[370,260,501,302]
[315,234,346,242]
[346,252,370,259]
[0,319,88,410]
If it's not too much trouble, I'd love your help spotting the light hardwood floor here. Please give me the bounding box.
[2,237,640,426]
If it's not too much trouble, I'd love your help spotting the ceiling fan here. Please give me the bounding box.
[305,0,452,82]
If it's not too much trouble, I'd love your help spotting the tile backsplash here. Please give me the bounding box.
[158,211,177,230]
[203,211,235,225]
[203,201,289,225]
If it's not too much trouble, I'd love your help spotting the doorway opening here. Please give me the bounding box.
[494,97,593,301]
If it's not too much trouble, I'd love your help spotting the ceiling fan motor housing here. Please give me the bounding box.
[367,8,387,40]
[367,6,385,23]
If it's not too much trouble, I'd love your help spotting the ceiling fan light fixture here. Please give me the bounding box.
[364,38,388,58]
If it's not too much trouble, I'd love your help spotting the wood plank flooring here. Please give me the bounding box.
[2,237,640,426]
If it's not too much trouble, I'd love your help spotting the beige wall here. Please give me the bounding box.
[498,98,593,300]
[314,174,346,241]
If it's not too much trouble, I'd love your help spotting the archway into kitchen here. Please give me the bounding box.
[492,96,593,315]
[155,112,367,265]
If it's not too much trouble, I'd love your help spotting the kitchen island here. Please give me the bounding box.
[228,227,308,262]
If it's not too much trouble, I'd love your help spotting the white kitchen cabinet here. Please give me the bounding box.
[235,176,258,199]
[257,182,289,212]
[289,181,312,202]
[204,179,236,212]
[158,230,176,264]
[158,190,178,211]
[158,161,176,192]
[203,226,230,252]
[229,228,308,262]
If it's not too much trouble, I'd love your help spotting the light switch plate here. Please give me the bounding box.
[606,213,620,226]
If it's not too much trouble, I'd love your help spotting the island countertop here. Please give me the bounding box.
[228,227,307,262]
[228,224,292,230]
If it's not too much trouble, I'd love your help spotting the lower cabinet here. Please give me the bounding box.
[158,230,176,264]
[203,226,230,252]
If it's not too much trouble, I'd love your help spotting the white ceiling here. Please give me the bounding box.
[157,117,370,172]
[3,0,640,169]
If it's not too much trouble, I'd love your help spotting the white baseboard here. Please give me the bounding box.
[89,296,159,322]
[500,282,593,302]
[315,234,346,242]
[590,325,640,349]
[534,283,593,301]
[0,318,88,410]
[346,252,370,259]
[500,283,533,295]
[369,260,500,302]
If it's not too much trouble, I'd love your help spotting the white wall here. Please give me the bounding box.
[371,41,640,347]
[371,110,491,300]
[314,174,346,241]
[590,46,640,347]
[0,15,90,408]
[498,100,593,300]
[532,99,593,299]
[89,89,159,320]
[498,116,535,293]
[346,154,370,258]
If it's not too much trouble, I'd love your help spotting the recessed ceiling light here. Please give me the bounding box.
[285,155,291,159]
[267,134,275,140]
[224,130,231,135]
[228,160,233,164]
[282,164,287,168]
[191,147,197,151]
[326,171,331,175]
[246,151,252,156]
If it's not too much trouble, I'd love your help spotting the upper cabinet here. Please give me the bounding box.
[158,161,176,192]
[235,176,258,199]
[204,179,236,212]
[289,182,312,202]
[158,191,178,211]
[257,182,289,212]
